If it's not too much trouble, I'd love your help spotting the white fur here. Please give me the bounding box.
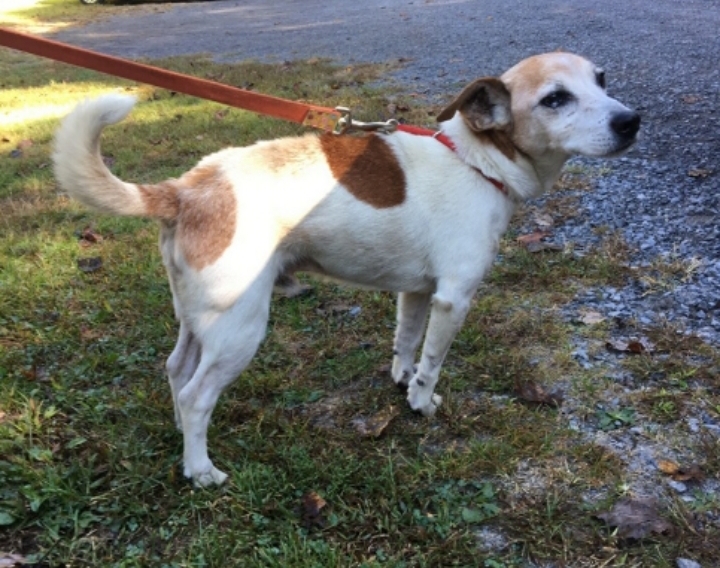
[53,53,639,486]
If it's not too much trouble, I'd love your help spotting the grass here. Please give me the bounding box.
[1,7,719,566]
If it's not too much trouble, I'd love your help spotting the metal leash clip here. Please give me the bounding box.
[334,106,399,135]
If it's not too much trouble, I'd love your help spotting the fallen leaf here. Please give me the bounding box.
[688,168,712,178]
[17,139,33,150]
[352,406,400,437]
[214,109,229,120]
[533,212,554,228]
[77,257,103,273]
[526,241,563,253]
[517,231,548,245]
[514,380,564,407]
[79,227,103,246]
[658,459,704,482]
[596,498,673,539]
[299,491,327,529]
[579,310,606,325]
[606,337,655,354]
[681,94,700,104]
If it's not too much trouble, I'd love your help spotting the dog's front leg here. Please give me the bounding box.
[392,292,432,387]
[406,285,474,416]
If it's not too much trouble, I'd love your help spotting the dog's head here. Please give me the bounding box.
[438,52,640,160]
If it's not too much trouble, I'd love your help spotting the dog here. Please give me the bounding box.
[53,52,640,486]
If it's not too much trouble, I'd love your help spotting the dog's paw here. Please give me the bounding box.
[391,359,417,388]
[407,380,442,417]
[185,465,229,487]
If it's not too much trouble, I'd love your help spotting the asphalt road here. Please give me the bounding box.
[49,0,720,338]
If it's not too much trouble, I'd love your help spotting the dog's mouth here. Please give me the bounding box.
[605,135,638,157]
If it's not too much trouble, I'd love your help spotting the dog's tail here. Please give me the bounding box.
[53,94,179,220]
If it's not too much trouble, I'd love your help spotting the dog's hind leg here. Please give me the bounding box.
[391,292,431,387]
[177,270,275,487]
[166,321,201,431]
[406,283,475,417]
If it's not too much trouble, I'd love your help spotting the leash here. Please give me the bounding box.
[0,27,507,195]
[0,27,350,131]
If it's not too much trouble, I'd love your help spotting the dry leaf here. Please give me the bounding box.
[526,241,563,253]
[17,139,33,150]
[352,406,400,437]
[596,498,673,539]
[517,231,548,245]
[606,337,655,354]
[514,380,564,407]
[214,109,229,120]
[77,257,103,273]
[681,94,700,104]
[658,459,704,482]
[79,227,103,245]
[299,491,327,529]
[533,212,554,228]
[579,310,606,325]
[688,168,712,178]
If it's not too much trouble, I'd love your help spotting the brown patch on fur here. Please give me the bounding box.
[320,133,406,208]
[138,181,181,219]
[174,164,237,270]
[255,135,322,173]
[503,52,585,94]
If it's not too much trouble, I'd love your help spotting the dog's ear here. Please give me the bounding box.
[436,78,512,132]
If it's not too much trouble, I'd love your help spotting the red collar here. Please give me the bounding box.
[396,124,508,197]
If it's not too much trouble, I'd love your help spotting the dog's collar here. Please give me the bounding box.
[395,124,508,197]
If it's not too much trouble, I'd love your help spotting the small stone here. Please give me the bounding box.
[476,526,508,552]
[668,480,687,493]
[676,558,701,568]
[687,418,700,433]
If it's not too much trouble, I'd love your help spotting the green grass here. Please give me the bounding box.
[1,28,719,567]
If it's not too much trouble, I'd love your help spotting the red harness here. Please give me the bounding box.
[396,124,508,197]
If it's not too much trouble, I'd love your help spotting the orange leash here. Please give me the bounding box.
[0,27,342,131]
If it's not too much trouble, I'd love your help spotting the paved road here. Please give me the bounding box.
[50,0,720,338]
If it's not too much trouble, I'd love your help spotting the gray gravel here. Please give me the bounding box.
[51,0,720,342]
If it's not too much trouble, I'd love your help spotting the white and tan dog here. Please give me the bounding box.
[54,52,640,486]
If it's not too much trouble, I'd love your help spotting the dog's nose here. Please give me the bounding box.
[611,111,641,139]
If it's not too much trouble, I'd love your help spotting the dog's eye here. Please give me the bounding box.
[596,70,606,89]
[539,90,573,109]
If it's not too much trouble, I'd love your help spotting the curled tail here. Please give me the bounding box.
[53,94,179,220]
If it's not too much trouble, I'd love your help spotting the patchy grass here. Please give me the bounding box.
[0,48,718,568]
